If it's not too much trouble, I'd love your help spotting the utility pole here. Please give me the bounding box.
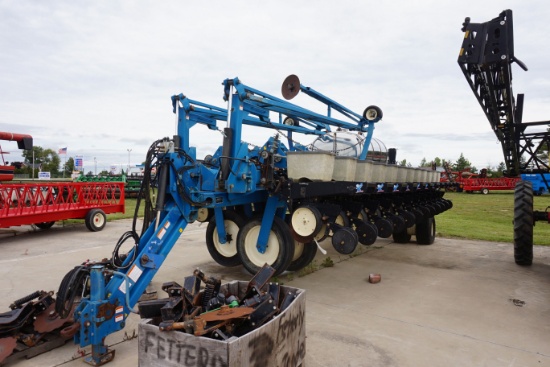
[127,149,132,174]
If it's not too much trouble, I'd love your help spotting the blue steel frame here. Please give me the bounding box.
[75,77,381,365]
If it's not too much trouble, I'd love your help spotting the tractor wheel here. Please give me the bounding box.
[237,216,294,276]
[393,228,412,243]
[206,210,244,267]
[35,221,55,230]
[481,188,489,195]
[85,209,106,232]
[514,181,534,266]
[416,217,435,245]
[287,241,318,272]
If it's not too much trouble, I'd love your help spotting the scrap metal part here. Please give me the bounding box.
[137,264,297,340]
[0,291,74,365]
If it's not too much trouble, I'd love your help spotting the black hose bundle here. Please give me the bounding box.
[55,266,90,319]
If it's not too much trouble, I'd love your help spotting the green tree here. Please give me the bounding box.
[62,157,75,177]
[21,146,61,178]
[452,153,476,173]
[496,162,506,177]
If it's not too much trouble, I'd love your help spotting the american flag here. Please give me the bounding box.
[58,147,67,154]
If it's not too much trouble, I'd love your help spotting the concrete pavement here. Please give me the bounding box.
[0,219,549,366]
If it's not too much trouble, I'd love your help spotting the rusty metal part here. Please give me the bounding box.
[183,306,201,321]
[34,303,75,333]
[0,336,17,363]
[19,332,45,347]
[193,269,221,309]
[160,318,229,337]
[10,290,43,310]
[60,321,81,339]
[192,318,228,336]
[199,305,254,323]
[281,74,301,100]
[96,302,118,324]
[369,274,381,284]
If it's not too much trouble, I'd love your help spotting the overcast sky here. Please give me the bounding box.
[1,0,549,174]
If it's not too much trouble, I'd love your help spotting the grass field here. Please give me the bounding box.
[110,192,550,246]
[437,191,550,245]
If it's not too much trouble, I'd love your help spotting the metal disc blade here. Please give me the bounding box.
[281,74,301,100]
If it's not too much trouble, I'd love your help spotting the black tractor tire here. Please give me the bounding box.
[416,217,435,245]
[205,210,245,267]
[514,181,534,266]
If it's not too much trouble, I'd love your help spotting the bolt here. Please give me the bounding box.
[501,55,507,60]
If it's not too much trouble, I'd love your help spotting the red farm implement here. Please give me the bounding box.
[0,181,125,231]
[460,177,521,194]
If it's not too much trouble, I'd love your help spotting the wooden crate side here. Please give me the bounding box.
[138,321,230,367]
[227,287,306,367]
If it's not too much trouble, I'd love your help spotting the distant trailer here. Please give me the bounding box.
[460,177,521,195]
[0,181,125,231]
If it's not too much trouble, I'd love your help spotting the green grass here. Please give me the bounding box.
[438,191,550,245]
[107,198,144,220]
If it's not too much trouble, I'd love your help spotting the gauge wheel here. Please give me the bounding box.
[206,210,245,267]
[514,181,533,266]
[287,241,318,272]
[416,216,435,245]
[85,209,106,232]
[291,205,322,238]
[35,221,55,230]
[237,216,295,276]
[392,228,412,243]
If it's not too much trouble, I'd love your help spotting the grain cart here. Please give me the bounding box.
[0,75,453,365]
[458,10,550,265]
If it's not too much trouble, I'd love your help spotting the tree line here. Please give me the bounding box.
[399,153,508,178]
